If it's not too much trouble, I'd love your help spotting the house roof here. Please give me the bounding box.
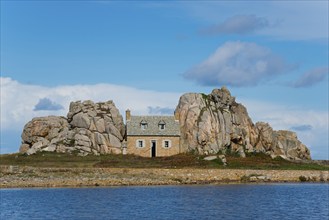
[127,115,180,136]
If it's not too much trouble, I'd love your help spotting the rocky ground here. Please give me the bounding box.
[1,165,328,188]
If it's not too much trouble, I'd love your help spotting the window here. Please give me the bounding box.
[138,140,143,148]
[163,140,171,148]
[158,120,166,130]
[136,140,145,148]
[140,120,148,130]
[141,123,147,130]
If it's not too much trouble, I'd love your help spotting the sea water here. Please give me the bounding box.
[1,184,328,220]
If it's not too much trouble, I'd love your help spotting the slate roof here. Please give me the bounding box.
[127,115,180,136]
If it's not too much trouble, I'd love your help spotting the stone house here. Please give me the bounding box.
[125,110,181,157]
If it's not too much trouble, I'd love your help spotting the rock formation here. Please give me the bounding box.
[20,100,125,156]
[175,87,311,160]
[20,116,69,155]
[20,87,311,160]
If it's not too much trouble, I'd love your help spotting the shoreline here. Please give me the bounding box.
[1,166,328,188]
[2,182,329,190]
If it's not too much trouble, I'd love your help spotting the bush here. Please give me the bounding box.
[299,175,308,182]
[245,151,269,158]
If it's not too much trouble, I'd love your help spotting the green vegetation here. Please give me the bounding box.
[0,152,101,168]
[0,152,328,170]
[197,107,207,126]
[0,152,219,169]
[299,176,308,182]
[224,148,242,157]
[68,139,75,146]
[200,93,208,100]
[225,152,329,170]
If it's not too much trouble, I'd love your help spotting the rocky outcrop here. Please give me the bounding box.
[255,122,310,160]
[66,100,125,155]
[20,100,125,156]
[20,116,69,155]
[20,87,311,160]
[175,87,311,160]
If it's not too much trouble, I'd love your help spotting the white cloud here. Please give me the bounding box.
[290,125,312,132]
[180,1,328,40]
[148,106,175,115]
[200,14,269,35]
[0,77,181,131]
[0,77,181,154]
[34,98,64,111]
[184,41,291,87]
[293,67,328,88]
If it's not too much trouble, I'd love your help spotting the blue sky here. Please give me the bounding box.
[1,1,328,159]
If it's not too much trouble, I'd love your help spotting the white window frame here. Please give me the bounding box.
[136,139,145,148]
[162,140,171,148]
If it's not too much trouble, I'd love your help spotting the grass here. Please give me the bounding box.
[0,152,328,170]
[0,152,218,169]
[0,152,101,168]
[225,153,329,170]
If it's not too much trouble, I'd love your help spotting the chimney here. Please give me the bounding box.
[126,109,131,121]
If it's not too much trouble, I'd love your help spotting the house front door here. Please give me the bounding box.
[151,140,156,157]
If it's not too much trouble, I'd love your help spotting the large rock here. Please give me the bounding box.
[175,87,256,156]
[71,112,91,129]
[276,130,311,160]
[67,100,125,154]
[20,100,125,156]
[21,116,68,145]
[20,116,69,154]
[255,122,311,160]
[175,87,311,160]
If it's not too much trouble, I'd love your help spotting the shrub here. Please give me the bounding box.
[299,175,308,182]
[240,175,249,182]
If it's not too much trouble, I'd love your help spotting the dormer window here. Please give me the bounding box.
[140,120,148,130]
[158,120,166,130]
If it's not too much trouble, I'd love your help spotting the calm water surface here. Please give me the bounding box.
[1,184,328,220]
